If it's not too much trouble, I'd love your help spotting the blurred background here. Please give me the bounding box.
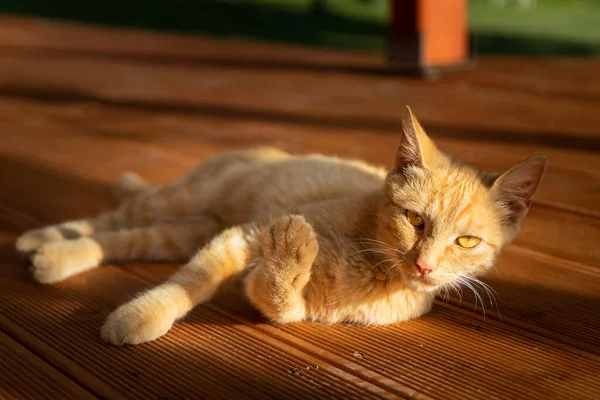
[0,0,598,56]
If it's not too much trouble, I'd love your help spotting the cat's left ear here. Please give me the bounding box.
[492,155,547,223]
[396,106,437,170]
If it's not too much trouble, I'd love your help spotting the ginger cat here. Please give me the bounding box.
[15,107,547,346]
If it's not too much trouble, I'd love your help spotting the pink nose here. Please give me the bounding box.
[416,260,434,275]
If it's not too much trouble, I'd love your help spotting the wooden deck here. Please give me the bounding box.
[0,16,599,400]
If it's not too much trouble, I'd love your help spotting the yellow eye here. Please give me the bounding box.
[406,210,424,228]
[456,236,481,248]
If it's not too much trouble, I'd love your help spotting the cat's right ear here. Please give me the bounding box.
[396,106,436,170]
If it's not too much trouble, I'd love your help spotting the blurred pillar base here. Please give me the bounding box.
[385,0,476,75]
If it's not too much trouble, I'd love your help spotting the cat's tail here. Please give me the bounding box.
[113,171,152,201]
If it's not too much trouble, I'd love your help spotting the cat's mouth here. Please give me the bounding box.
[416,276,438,288]
[407,274,440,292]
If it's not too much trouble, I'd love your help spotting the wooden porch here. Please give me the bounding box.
[0,16,598,399]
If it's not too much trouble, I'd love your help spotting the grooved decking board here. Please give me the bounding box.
[0,51,598,145]
[0,330,96,400]
[0,15,599,400]
[449,247,600,354]
[215,300,600,400]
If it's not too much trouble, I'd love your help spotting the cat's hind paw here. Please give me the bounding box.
[16,228,63,254]
[29,238,102,284]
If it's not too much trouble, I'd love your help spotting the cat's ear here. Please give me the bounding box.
[491,155,547,222]
[396,106,436,170]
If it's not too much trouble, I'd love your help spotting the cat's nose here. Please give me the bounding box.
[416,260,434,275]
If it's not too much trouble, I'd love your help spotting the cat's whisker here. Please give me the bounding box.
[360,238,401,252]
[384,261,403,281]
[490,263,500,277]
[446,281,463,306]
[348,248,391,258]
[453,282,464,306]
[352,238,408,279]
[460,274,503,321]
[355,237,394,248]
[438,287,445,302]
[457,277,486,320]
[353,247,394,256]
[391,260,403,279]
[460,275,492,305]
[369,257,396,273]
[440,286,450,303]
[460,275,498,307]
[461,274,499,296]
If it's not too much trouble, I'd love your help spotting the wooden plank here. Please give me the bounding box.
[513,205,600,266]
[217,301,600,400]
[2,93,598,174]
[0,330,97,400]
[447,57,600,101]
[0,15,377,71]
[0,49,597,141]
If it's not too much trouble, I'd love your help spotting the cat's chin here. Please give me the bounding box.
[405,276,442,293]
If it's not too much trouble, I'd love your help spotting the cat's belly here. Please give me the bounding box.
[305,288,435,326]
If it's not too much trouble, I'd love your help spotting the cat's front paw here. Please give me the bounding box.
[101,299,175,346]
[263,215,318,265]
[29,238,102,284]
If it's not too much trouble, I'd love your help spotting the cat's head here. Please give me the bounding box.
[378,106,547,293]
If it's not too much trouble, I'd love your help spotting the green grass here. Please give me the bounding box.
[0,0,599,56]
[470,0,600,55]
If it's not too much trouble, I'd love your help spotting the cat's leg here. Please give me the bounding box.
[16,174,149,254]
[15,182,188,254]
[30,219,219,284]
[244,215,318,323]
[16,147,287,254]
[101,224,257,345]
[15,214,113,255]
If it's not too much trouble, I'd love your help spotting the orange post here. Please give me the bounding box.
[386,0,474,73]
